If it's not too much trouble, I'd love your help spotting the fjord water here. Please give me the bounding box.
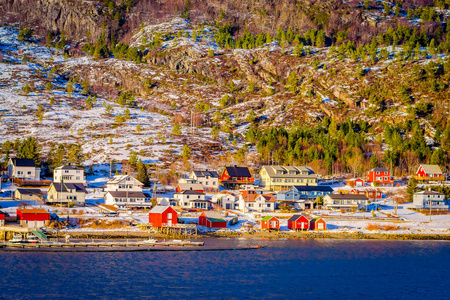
[0,239,448,299]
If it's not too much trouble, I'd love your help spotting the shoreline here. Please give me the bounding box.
[48,230,450,241]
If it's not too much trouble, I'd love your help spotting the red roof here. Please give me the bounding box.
[17,209,49,214]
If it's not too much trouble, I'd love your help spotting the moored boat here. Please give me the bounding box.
[27,234,40,244]
[9,233,24,243]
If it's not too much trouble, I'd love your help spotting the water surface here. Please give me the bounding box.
[0,238,448,299]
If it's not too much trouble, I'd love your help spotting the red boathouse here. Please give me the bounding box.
[261,216,280,231]
[16,209,50,228]
[309,218,327,230]
[287,214,310,230]
[198,211,227,228]
[149,206,178,227]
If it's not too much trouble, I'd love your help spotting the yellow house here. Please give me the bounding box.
[15,188,43,201]
[259,165,318,191]
[47,182,87,206]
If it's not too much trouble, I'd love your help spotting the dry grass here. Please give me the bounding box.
[367,223,409,231]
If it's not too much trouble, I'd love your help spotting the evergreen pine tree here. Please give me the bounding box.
[369,154,379,168]
[406,177,417,202]
[18,137,40,166]
[136,159,150,187]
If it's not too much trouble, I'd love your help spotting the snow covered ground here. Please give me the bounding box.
[0,26,228,166]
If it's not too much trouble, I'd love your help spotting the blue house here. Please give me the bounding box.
[276,186,334,201]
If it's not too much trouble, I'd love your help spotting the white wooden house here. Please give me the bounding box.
[7,158,40,181]
[105,191,151,209]
[104,175,144,192]
[211,193,238,210]
[323,194,369,211]
[174,190,209,209]
[238,193,276,212]
[413,191,447,209]
[53,165,86,185]
[189,170,219,191]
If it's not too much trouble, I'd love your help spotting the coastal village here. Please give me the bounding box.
[1,157,449,243]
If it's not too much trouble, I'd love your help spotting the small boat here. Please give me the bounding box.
[142,238,157,244]
[27,234,40,244]
[9,233,24,243]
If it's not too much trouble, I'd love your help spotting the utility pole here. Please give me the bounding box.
[429,196,432,222]
[11,174,14,201]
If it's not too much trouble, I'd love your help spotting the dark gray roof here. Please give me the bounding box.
[194,170,219,178]
[292,186,333,192]
[288,214,311,222]
[52,183,87,193]
[224,166,251,177]
[175,190,205,195]
[369,167,389,172]
[16,188,42,195]
[327,194,368,200]
[107,191,146,198]
[10,158,36,167]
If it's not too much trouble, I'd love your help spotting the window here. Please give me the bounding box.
[206,182,208,185]
[27,171,31,175]
[76,170,80,173]
[167,213,172,219]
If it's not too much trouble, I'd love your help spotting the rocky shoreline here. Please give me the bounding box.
[51,230,450,241]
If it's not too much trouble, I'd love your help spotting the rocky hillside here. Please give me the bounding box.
[0,0,449,174]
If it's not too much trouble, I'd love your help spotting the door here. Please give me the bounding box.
[167,220,172,226]
[318,223,324,230]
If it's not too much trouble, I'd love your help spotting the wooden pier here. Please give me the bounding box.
[0,240,263,252]
[1,240,204,248]
[139,223,198,237]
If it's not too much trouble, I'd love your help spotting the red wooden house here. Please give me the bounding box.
[287,214,310,230]
[416,165,444,182]
[198,211,227,228]
[346,178,365,187]
[261,216,280,231]
[219,166,254,189]
[366,167,394,186]
[351,188,382,199]
[309,218,326,230]
[149,206,178,227]
[16,209,50,228]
